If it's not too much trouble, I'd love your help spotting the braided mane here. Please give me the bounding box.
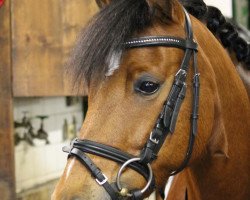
[180,0,250,69]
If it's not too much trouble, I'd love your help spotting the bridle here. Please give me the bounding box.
[63,8,199,200]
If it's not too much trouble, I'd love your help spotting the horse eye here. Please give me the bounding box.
[135,80,160,95]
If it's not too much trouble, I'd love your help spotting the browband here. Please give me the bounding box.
[125,36,198,51]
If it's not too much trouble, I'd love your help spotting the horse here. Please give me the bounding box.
[52,0,250,199]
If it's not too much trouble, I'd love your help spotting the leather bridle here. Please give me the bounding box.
[63,8,199,200]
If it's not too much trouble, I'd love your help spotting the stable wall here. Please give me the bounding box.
[14,97,83,194]
[204,0,233,17]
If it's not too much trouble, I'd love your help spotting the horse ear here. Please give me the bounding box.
[146,0,173,21]
[95,0,112,8]
[146,0,185,23]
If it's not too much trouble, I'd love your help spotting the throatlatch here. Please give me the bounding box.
[63,7,199,200]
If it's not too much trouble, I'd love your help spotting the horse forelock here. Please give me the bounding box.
[67,0,180,91]
[68,0,153,89]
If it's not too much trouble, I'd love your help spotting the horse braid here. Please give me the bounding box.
[180,0,250,69]
[207,6,250,69]
[179,0,207,19]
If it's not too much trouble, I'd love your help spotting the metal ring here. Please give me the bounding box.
[116,157,153,197]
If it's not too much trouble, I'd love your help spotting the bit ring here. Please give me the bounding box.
[116,157,153,197]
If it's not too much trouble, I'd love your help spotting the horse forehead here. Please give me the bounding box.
[121,46,184,76]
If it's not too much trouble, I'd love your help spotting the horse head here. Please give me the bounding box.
[52,0,249,199]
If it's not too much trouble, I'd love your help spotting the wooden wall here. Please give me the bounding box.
[12,0,98,96]
[0,0,16,199]
[0,1,99,199]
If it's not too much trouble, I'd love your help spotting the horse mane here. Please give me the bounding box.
[68,0,153,88]
[180,0,250,69]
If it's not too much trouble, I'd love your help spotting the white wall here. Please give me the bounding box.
[14,97,83,193]
[204,0,233,18]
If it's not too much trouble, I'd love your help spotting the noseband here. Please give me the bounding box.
[63,8,199,200]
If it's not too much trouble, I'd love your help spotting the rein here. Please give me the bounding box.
[63,8,199,200]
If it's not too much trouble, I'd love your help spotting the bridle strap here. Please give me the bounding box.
[64,139,154,180]
[135,9,200,176]
[68,148,118,199]
[124,36,197,51]
[63,139,156,200]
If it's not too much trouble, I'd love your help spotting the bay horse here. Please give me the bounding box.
[52,0,250,199]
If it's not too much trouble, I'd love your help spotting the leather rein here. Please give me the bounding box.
[63,8,199,200]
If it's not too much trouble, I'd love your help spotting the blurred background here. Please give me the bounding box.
[0,0,249,200]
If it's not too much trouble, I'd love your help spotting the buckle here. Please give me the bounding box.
[95,174,108,186]
[175,69,187,78]
[150,132,159,144]
[62,138,78,155]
